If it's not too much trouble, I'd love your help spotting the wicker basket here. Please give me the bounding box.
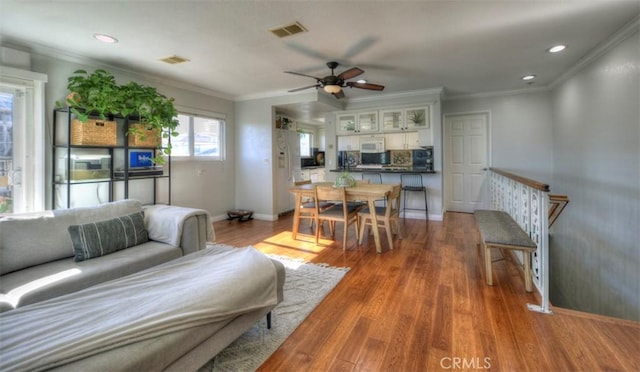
[70,169,110,181]
[128,123,160,148]
[71,119,117,146]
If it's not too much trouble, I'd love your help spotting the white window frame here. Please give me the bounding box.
[0,65,47,213]
[172,106,225,161]
[299,131,313,158]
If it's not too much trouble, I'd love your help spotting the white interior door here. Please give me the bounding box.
[444,113,488,213]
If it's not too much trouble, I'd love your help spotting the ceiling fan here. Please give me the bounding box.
[285,61,384,99]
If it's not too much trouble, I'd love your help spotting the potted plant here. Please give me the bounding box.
[58,69,179,163]
[61,69,120,122]
[118,81,179,163]
[333,172,356,188]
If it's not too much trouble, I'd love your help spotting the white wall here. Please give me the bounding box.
[442,90,555,184]
[550,29,639,321]
[234,92,321,220]
[29,52,236,218]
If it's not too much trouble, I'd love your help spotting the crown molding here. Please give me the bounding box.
[549,15,640,90]
[2,39,234,101]
[348,87,444,104]
[444,86,550,101]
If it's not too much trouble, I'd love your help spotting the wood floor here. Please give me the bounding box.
[212,212,639,371]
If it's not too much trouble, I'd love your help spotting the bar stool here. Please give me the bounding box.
[400,173,428,219]
[362,172,382,184]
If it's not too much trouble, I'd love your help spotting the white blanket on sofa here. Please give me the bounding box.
[0,246,278,372]
[143,204,215,245]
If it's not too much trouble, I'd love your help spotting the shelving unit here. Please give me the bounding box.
[52,108,171,209]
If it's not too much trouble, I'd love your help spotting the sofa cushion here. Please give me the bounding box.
[0,200,143,275]
[69,212,149,262]
[0,241,182,312]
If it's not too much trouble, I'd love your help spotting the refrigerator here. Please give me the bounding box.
[276,129,301,215]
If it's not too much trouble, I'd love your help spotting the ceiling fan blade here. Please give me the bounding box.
[284,71,322,80]
[347,82,385,91]
[338,67,364,80]
[288,84,319,93]
[332,90,345,99]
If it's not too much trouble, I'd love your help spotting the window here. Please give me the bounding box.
[171,111,225,160]
[0,67,47,214]
[299,132,313,158]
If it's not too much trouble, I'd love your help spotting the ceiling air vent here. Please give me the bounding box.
[269,21,307,38]
[160,55,190,65]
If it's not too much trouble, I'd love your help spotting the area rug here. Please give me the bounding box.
[199,253,350,372]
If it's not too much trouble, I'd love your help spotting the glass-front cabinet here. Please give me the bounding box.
[336,114,357,134]
[336,112,379,134]
[380,106,430,132]
[357,111,378,132]
[381,109,404,131]
[405,107,429,130]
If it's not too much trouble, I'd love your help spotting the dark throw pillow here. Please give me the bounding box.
[68,211,149,262]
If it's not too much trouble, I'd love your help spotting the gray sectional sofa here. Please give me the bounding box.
[0,200,286,371]
[0,199,211,312]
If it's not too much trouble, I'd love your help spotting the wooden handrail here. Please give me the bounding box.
[548,194,569,228]
[489,168,550,192]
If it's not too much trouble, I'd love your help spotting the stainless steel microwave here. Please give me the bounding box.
[359,137,385,153]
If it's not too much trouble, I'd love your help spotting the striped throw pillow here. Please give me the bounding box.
[68,212,149,262]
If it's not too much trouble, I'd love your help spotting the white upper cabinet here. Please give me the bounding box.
[337,135,359,151]
[384,131,421,150]
[405,107,430,130]
[380,109,404,131]
[380,106,430,132]
[336,112,379,134]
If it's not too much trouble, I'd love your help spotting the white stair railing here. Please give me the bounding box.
[489,168,552,314]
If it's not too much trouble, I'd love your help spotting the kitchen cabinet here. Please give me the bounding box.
[299,168,325,182]
[336,112,379,134]
[53,108,170,209]
[384,131,421,150]
[380,106,430,132]
[337,135,359,151]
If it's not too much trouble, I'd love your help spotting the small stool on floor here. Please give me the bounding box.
[226,209,254,222]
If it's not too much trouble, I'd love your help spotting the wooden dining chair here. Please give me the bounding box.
[358,184,402,251]
[293,180,334,231]
[314,185,363,249]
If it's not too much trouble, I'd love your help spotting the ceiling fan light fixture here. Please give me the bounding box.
[357,79,367,84]
[324,85,342,94]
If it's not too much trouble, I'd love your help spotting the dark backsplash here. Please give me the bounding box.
[338,147,433,170]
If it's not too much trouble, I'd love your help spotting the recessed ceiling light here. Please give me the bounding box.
[93,33,118,44]
[357,79,367,84]
[522,75,536,81]
[548,45,567,53]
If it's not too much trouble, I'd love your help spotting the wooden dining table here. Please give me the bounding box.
[288,182,398,253]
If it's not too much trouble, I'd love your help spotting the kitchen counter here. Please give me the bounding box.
[330,167,436,174]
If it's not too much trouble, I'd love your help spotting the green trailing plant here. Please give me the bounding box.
[57,69,180,164]
[118,81,180,163]
[58,69,119,122]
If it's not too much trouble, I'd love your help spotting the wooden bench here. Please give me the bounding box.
[474,209,537,292]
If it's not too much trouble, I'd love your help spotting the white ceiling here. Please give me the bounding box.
[2,0,639,120]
